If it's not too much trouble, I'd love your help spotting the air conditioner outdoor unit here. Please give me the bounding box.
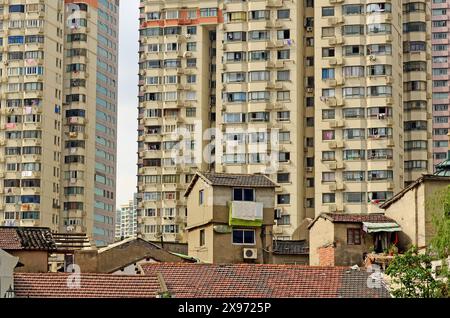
[243,248,258,260]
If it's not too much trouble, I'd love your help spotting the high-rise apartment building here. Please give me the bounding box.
[115,194,138,241]
[0,0,119,246]
[431,0,450,168]
[137,0,433,242]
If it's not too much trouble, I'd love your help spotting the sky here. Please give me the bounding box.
[116,1,140,206]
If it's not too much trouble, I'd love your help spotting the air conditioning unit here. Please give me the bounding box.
[243,248,258,260]
[306,26,313,32]
[369,55,376,61]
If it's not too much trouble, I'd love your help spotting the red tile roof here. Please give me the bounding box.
[140,263,390,298]
[13,273,160,298]
[0,228,22,250]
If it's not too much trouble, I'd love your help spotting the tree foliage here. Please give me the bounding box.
[385,247,447,298]
[386,185,450,298]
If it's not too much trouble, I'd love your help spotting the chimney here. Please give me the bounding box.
[0,249,19,298]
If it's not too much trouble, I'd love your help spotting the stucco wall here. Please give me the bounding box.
[10,251,48,273]
[333,224,373,266]
[384,180,450,250]
[309,218,334,266]
[272,254,309,265]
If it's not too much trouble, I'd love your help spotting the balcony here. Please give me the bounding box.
[229,201,264,227]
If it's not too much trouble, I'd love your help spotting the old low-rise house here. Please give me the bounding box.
[184,172,277,264]
[74,236,195,274]
[309,213,401,267]
[0,227,56,273]
[381,174,450,252]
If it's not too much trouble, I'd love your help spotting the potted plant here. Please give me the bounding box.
[388,244,398,256]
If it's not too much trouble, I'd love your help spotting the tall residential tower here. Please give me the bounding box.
[137,0,433,242]
[0,0,119,245]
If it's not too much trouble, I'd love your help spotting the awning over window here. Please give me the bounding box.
[362,222,401,233]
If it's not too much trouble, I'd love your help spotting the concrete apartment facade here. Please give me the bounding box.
[431,0,450,168]
[137,0,433,242]
[115,194,138,240]
[0,0,119,245]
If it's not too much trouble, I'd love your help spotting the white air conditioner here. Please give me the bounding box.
[306,26,313,32]
[243,248,258,260]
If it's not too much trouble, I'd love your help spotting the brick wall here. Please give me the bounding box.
[318,246,335,267]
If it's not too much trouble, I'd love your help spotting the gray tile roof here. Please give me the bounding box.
[273,240,309,255]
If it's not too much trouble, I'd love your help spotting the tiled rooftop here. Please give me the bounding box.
[321,213,396,224]
[140,263,390,298]
[14,273,160,298]
[0,227,56,251]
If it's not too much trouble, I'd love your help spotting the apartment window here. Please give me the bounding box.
[367,3,392,13]
[343,108,364,119]
[404,41,426,52]
[322,7,335,16]
[225,51,246,63]
[403,22,426,33]
[200,8,218,17]
[368,85,392,96]
[277,111,290,121]
[343,87,365,98]
[405,160,427,170]
[322,151,335,161]
[187,26,197,35]
[322,27,335,37]
[322,47,335,57]
[233,188,255,201]
[343,171,365,182]
[277,173,290,183]
[368,65,392,76]
[249,71,270,82]
[367,23,392,34]
[343,45,364,56]
[322,68,335,80]
[367,44,392,55]
[322,172,335,182]
[322,130,335,141]
[368,170,393,181]
[345,193,365,203]
[186,42,197,52]
[249,51,269,61]
[232,229,255,245]
[347,229,361,245]
[343,5,363,15]
[343,149,365,160]
[200,229,205,247]
[279,152,290,162]
[343,66,364,78]
[322,110,335,120]
[250,10,269,20]
[277,9,290,19]
[277,50,290,60]
[342,25,364,35]
[277,30,290,40]
[323,193,335,204]
[344,129,365,140]
[405,81,427,92]
[249,30,270,41]
[277,91,290,101]
[277,194,290,205]
[277,70,290,81]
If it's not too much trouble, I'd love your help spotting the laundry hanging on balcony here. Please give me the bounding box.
[228,201,263,227]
